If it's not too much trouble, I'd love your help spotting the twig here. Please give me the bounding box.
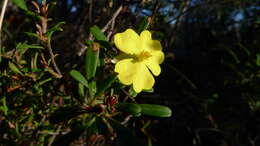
[48,125,62,146]
[47,39,62,78]
[0,0,9,48]
[101,5,123,33]
[0,0,8,33]
[35,2,62,78]
[121,115,133,125]
[88,0,93,23]
[149,0,160,28]
[107,15,116,39]
[39,130,69,135]
[78,5,123,56]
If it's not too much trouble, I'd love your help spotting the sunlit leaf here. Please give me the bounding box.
[139,104,172,117]
[85,43,99,80]
[90,25,107,41]
[142,88,154,93]
[69,70,89,88]
[45,21,66,39]
[24,32,40,39]
[8,62,23,75]
[89,81,97,99]
[116,103,141,117]
[11,0,28,11]
[0,97,8,116]
[78,83,85,97]
[129,87,138,98]
[16,42,44,56]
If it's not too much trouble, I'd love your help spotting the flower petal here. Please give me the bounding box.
[140,30,162,52]
[115,58,137,85]
[114,29,140,54]
[149,50,165,64]
[133,63,155,93]
[144,60,161,76]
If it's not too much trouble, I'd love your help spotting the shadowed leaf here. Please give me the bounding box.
[49,106,86,124]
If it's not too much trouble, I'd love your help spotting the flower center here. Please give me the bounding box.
[138,51,151,61]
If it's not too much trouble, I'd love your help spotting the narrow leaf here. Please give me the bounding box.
[11,0,28,11]
[90,25,107,41]
[8,62,23,75]
[137,16,150,33]
[24,32,40,39]
[256,54,260,66]
[89,81,97,99]
[78,83,85,97]
[85,44,99,80]
[139,104,172,117]
[116,103,141,117]
[45,21,66,39]
[69,70,89,88]
[129,87,138,98]
[142,88,154,93]
[96,74,117,97]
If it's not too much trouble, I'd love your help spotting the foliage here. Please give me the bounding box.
[0,0,260,146]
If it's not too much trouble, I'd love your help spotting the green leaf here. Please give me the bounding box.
[129,87,138,98]
[16,42,44,55]
[116,103,141,117]
[38,78,52,86]
[89,81,97,99]
[96,74,117,97]
[256,54,260,66]
[25,10,41,20]
[69,70,89,88]
[90,25,107,41]
[85,44,99,80]
[49,106,86,124]
[0,97,8,116]
[8,62,23,75]
[137,16,150,33]
[142,88,154,93]
[139,104,172,117]
[11,0,28,11]
[45,21,66,39]
[24,32,40,39]
[78,83,85,97]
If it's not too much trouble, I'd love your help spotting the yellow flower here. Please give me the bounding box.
[114,29,164,93]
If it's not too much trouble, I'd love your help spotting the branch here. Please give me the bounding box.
[77,5,123,56]
[0,0,9,48]
[101,5,123,33]
[47,39,62,78]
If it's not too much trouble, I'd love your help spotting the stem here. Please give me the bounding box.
[47,39,62,78]
[77,5,123,56]
[88,0,93,23]
[0,0,9,48]
[101,5,123,33]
